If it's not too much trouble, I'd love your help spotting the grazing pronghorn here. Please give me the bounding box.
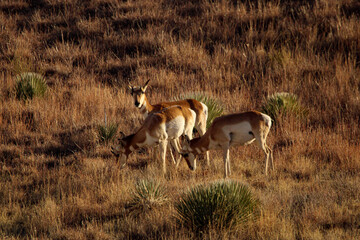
[180,111,274,178]
[127,79,210,165]
[111,105,196,174]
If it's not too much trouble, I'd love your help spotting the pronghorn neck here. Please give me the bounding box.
[190,133,211,153]
[141,95,154,115]
[122,133,140,153]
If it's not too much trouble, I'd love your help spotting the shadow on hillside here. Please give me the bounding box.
[33,125,96,158]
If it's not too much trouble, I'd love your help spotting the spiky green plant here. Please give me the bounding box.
[174,92,224,129]
[128,179,168,214]
[261,92,307,125]
[175,180,260,235]
[14,72,47,101]
[97,122,118,145]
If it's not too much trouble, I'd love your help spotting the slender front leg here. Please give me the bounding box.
[167,141,176,164]
[171,138,182,166]
[197,125,210,166]
[159,140,168,174]
[206,151,210,166]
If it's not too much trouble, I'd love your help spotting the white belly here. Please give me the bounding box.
[223,121,255,146]
[137,132,159,147]
[165,116,185,140]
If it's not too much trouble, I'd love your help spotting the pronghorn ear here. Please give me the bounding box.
[127,81,134,94]
[142,79,150,92]
[119,131,126,139]
[119,140,126,147]
[111,146,119,157]
[180,152,189,158]
[184,135,191,145]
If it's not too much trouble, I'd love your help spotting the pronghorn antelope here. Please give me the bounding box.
[127,79,210,165]
[180,111,274,178]
[111,105,196,174]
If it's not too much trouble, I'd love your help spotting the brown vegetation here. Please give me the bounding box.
[0,0,359,239]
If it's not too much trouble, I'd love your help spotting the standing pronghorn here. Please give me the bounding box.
[127,80,210,165]
[111,105,196,174]
[180,111,274,178]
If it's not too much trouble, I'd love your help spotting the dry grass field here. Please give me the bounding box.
[0,0,359,239]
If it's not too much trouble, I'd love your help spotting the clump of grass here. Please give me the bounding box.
[174,92,224,129]
[175,180,260,235]
[128,179,168,214]
[14,72,47,101]
[97,122,118,145]
[261,92,307,125]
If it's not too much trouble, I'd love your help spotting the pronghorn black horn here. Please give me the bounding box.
[144,79,150,87]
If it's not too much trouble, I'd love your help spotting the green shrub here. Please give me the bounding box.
[97,122,118,145]
[14,72,47,101]
[261,92,307,125]
[128,179,168,214]
[174,92,224,129]
[175,180,260,235]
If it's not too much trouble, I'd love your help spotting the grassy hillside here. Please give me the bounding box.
[0,0,359,239]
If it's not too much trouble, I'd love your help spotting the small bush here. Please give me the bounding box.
[174,92,224,129]
[97,122,118,145]
[175,180,260,235]
[14,72,47,101]
[128,179,168,214]
[261,92,307,125]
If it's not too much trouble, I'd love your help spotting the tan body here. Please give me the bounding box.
[181,111,274,178]
[111,105,196,174]
[128,80,209,165]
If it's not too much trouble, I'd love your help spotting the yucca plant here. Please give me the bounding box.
[14,72,47,101]
[128,179,168,214]
[174,92,224,129]
[97,122,118,145]
[261,92,307,125]
[175,180,260,235]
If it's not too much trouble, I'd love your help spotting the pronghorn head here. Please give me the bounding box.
[180,136,197,171]
[128,79,150,109]
[111,132,132,168]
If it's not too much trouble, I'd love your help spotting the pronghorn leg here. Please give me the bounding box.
[260,143,270,175]
[223,147,230,178]
[159,140,168,174]
[197,125,210,166]
[266,145,274,171]
[152,145,159,161]
[254,132,270,175]
[169,138,183,168]
[167,141,177,164]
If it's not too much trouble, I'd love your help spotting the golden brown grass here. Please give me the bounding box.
[1,0,359,239]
